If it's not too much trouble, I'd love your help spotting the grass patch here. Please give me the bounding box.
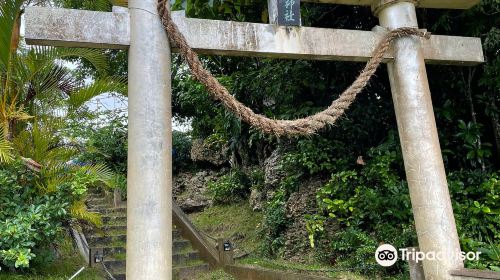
[196,269,235,280]
[238,257,370,280]
[109,252,126,261]
[189,202,263,253]
[0,235,105,280]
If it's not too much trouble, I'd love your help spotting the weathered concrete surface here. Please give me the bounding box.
[379,2,463,279]
[126,0,172,279]
[170,11,483,65]
[450,269,500,280]
[302,0,480,9]
[24,7,130,49]
[24,7,484,66]
[225,264,333,280]
[112,0,481,10]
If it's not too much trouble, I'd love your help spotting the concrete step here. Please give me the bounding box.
[173,251,202,265]
[93,245,126,256]
[88,207,127,215]
[89,231,183,244]
[100,225,127,232]
[91,239,191,255]
[102,251,201,272]
[87,200,114,206]
[174,263,210,280]
[87,196,110,203]
[102,216,127,225]
[88,234,126,244]
[108,263,209,280]
[101,212,127,219]
[88,228,182,242]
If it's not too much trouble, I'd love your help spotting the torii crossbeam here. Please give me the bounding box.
[24,1,484,280]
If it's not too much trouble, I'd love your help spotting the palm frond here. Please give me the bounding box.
[68,76,127,109]
[70,199,103,227]
[0,0,23,71]
[51,48,110,75]
[81,163,116,187]
[0,130,13,163]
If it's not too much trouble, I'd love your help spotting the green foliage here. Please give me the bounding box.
[248,168,265,191]
[259,190,289,258]
[449,171,500,271]
[0,161,106,270]
[282,137,349,175]
[0,0,22,71]
[304,135,414,274]
[0,130,13,163]
[173,130,192,172]
[79,115,127,174]
[0,234,106,279]
[111,173,127,200]
[172,0,267,22]
[208,169,250,204]
[455,120,492,168]
[0,162,65,269]
[304,134,499,274]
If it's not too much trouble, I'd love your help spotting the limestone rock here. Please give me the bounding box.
[173,169,227,213]
[264,149,286,188]
[190,139,230,166]
[282,178,329,262]
[249,188,263,211]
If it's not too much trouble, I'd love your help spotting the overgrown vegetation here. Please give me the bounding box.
[0,0,121,274]
[189,202,263,253]
[1,0,498,278]
[168,0,500,277]
[0,234,105,279]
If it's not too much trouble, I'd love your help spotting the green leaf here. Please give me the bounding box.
[68,76,127,109]
[0,130,13,163]
[0,0,23,71]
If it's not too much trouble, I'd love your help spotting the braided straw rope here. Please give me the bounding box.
[157,0,431,136]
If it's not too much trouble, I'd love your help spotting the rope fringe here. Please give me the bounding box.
[157,1,431,136]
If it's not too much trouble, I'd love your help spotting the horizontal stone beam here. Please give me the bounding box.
[24,7,484,65]
[301,0,480,10]
[92,0,481,10]
[25,7,130,50]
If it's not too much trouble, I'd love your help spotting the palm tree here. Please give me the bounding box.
[1,0,126,227]
[1,0,127,140]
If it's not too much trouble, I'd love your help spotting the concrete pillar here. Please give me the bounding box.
[127,0,173,279]
[375,1,463,279]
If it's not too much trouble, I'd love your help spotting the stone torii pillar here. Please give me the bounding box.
[126,1,172,279]
[24,1,483,279]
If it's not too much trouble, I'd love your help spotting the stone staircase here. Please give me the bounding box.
[85,191,210,280]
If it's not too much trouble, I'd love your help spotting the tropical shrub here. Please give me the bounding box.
[259,190,290,258]
[208,169,250,204]
[306,134,499,274]
[449,171,500,271]
[79,115,128,174]
[0,161,109,270]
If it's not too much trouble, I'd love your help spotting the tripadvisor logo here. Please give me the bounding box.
[375,244,398,267]
[375,244,482,267]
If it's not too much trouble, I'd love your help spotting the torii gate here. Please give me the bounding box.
[24,0,484,279]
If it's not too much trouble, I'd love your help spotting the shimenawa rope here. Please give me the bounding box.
[157,1,431,136]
